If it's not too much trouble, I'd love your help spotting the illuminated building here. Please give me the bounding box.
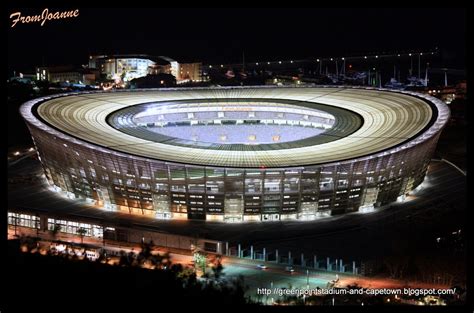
[20,86,449,222]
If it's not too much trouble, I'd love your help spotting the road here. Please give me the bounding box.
[9,225,453,305]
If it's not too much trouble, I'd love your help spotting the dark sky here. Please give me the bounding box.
[7,8,467,73]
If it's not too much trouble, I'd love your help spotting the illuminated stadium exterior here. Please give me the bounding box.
[20,86,449,222]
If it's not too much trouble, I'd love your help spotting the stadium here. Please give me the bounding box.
[20,86,449,222]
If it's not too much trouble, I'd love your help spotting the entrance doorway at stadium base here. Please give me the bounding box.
[262,214,280,221]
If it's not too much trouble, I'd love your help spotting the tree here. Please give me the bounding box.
[96,248,108,263]
[118,250,131,267]
[76,227,87,244]
[120,70,128,82]
[137,240,153,266]
[211,260,225,280]
[193,252,207,275]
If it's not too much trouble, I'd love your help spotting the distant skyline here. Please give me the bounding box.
[7,8,466,74]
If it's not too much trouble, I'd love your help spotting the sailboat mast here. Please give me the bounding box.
[418,53,421,80]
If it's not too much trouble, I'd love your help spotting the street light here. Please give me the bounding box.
[13,214,18,236]
[306,269,309,288]
[270,281,274,305]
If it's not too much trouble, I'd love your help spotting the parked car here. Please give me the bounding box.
[257,264,268,270]
[285,266,295,273]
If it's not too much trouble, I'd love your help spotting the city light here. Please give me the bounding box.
[14,151,20,156]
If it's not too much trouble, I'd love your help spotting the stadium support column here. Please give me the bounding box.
[275,249,279,263]
[314,255,318,269]
[250,245,254,259]
[301,253,305,267]
[352,261,356,275]
[226,242,229,256]
[238,244,241,258]
[263,248,266,261]
[327,257,330,271]
[288,251,292,265]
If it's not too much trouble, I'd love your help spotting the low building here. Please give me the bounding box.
[36,65,97,85]
[178,62,203,83]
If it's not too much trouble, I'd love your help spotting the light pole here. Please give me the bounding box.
[306,269,309,288]
[13,215,18,237]
[270,281,274,305]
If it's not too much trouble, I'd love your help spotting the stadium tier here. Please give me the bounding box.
[20,86,449,222]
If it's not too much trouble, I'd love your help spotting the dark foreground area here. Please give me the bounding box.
[4,239,252,311]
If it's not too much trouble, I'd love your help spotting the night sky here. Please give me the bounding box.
[7,8,466,75]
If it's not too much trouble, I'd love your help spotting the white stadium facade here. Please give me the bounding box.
[20,86,449,222]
